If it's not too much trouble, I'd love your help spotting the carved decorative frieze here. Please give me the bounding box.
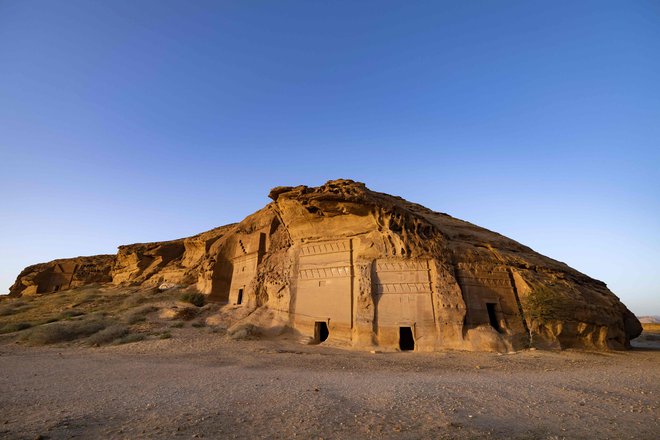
[299,240,351,256]
[298,265,351,279]
[375,283,432,294]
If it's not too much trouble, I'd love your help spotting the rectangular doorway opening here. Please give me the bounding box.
[237,288,243,305]
[399,327,415,351]
[486,303,501,333]
[314,321,329,344]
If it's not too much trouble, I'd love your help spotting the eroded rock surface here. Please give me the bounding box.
[8,179,642,351]
[8,255,115,296]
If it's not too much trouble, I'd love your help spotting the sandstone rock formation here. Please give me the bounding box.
[8,179,642,352]
[9,255,115,296]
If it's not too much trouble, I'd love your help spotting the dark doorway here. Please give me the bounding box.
[486,303,501,333]
[315,321,329,343]
[52,285,60,292]
[399,327,415,351]
[237,288,243,305]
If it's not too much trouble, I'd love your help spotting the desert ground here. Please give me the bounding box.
[0,288,658,440]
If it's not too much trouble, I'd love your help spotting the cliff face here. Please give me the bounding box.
[8,255,115,297]
[110,225,237,287]
[8,179,642,352]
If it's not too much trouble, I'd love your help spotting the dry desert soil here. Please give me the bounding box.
[1,328,658,440]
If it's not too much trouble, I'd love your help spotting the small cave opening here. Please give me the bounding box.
[237,288,244,305]
[52,285,60,292]
[486,303,501,333]
[314,321,329,344]
[305,205,323,216]
[399,327,415,351]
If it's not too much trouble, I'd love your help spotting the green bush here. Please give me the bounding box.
[179,292,206,308]
[159,332,172,339]
[524,286,572,324]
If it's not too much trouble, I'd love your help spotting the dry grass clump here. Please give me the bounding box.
[0,285,202,347]
[125,305,159,324]
[173,307,199,321]
[179,292,206,307]
[0,322,32,334]
[115,333,145,344]
[86,325,129,346]
[58,309,86,319]
[122,292,156,308]
[22,319,109,345]
[0,300,32,316]
[121,287,175,308]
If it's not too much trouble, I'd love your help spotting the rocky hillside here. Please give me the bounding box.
[8,179,642,352]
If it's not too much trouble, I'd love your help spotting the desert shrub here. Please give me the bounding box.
[86,325,129,346]
[170,322,184,328]
[71,290,100,307]
[0,322,32,334]
[524,287,572,324]
[58,309,85,320]
[173,307,199,321]
[121,293,149,308]
[127,315,146,324]
[125,305,158,324]
[159,332,172,339]
[179,292,206,308]
[191,321,206,328]
[22,320,108,345]
[115,333,145,344]
[121,288,169,309]
[0,301,31,316]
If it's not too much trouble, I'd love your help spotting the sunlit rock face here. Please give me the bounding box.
[9,255,115,296]
[9,179,642,352]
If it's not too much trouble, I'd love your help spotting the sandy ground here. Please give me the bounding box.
[0,330,658,440]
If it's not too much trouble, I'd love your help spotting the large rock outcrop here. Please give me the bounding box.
[111,225,235,287]
[8,179,642,351]
[8,255,115,296]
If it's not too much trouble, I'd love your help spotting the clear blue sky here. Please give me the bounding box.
[1,1,658,315]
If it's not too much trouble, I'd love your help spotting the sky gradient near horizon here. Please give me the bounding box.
[1,1,659,315]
